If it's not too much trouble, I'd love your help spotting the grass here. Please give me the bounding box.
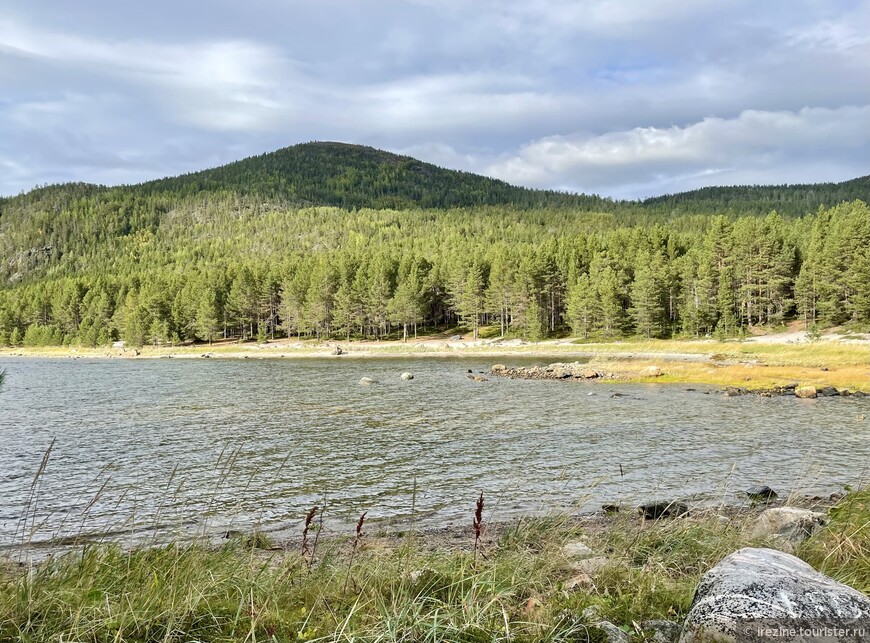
[3,492,869,642]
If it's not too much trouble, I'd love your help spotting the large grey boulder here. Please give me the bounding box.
[680,548,870,642]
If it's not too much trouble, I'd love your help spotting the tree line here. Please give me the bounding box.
[1,200,867,348]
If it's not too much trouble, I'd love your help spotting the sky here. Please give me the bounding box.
[1,0,868,199]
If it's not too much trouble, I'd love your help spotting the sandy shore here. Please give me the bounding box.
[2,333,869,391]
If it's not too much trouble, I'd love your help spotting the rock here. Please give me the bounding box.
[400,372,414,380]
[331,346,343,356]
[641,365,663,377]
[724,387,748,397]
[795,385,818,399]
[491,364,507,373]
[852,391,868,398]
[818,386,840,397]
[642,620,682,643]
[749,507,826,547]
[572,556,610,577]
[468,374,488,382]
[593,620,629,643]
[582,605,602,621]
[562,542,595,560]
[680,547,870,643]
[638,501,689,520]
[580,369,600,379]
[359,377,376,385]
[745,485,778,501]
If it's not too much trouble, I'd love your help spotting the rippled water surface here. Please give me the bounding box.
[1,356,868,547]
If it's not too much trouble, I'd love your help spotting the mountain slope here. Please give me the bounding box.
[642,175,870,216]
[134,142,605,210]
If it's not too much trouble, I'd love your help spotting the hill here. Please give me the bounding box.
[0,141,868,349]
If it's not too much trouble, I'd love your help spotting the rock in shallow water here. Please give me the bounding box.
[745,485,778,501]
[680,547,870,643]
[795,385,818,399]
[400,372,414,380]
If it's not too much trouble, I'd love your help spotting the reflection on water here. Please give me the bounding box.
[0,356,868,548]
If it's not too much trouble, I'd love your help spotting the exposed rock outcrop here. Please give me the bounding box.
[680,547,870,642]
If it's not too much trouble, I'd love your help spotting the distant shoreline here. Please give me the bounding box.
[3,334,869,392]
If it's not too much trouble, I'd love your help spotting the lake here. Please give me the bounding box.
[1,356,868,550]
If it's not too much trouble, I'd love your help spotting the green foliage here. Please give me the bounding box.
[1,144,868,346]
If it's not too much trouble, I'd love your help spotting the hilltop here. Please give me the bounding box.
[0,142,868,351]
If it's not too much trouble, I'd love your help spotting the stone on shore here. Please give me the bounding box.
[643,620,682,643]
[680,547,870,643]
[641,365,663,377]
[638,501,689,520]
[795,385,818,398]
[749,507,826,548]
[491,364,507,373]
[593,621,629,643]
[745,485,778,501]
[562,541,595,560]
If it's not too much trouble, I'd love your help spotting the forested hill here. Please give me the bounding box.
[1,141,868,350]
[642,176,870,216]
[116,142,607,210]
[3,142,867,214]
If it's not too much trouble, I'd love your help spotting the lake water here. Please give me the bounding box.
[1,356,868,550]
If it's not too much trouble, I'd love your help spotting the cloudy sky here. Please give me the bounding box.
[1,0,868,199]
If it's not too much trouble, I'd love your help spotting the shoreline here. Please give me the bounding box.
[3,336,869,391]
[2,489,866,641]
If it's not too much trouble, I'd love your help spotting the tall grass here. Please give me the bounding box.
[3,492,869,642]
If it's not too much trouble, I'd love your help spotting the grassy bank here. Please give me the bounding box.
[2,492,868,642]
[3,335,868,391]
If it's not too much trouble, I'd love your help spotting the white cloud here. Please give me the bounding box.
[0,1,868,196]
[486,106,870,197]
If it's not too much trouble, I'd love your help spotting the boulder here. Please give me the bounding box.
[680,547,870,643]
[749,507,826,547]
[795,385,818,399]
[400,372,414,380]
[359,377,376,386]
[639,501,689,520]
[642,365,663,377]
[593,621,629,643]
[491,364,507,373]
[745,485,778,501]
[818,386,840,397]
[643,620,682,643]
[580,369,600,379]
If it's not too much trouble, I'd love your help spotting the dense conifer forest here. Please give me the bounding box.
[0,142,868,347]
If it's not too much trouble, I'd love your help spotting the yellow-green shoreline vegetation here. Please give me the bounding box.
[1,491,868,642]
